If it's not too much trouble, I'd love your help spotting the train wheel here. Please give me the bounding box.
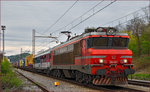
[51,70,55,77]
[56,70,61,78]
[75,71,84,83]
[47,70,50,76]
[83,74,91,84]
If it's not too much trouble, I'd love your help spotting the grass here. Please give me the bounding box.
[130,55,150,81]
[128,74,150,81]
[1,58,22,91]
[133,55,150,73]
[1,73,22,88]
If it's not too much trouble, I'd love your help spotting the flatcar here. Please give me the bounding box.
[24,54,34,68]
[19,60,22,67]
[25,56,28,67]
[28,54,34,68]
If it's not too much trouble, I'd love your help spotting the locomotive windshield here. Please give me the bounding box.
[86,37,129,48]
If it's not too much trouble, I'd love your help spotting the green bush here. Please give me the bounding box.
[1,58,12,74]
[125,25,150,57]
[1,58,22,90]
[140,28,150,55]
[1,72,22,88]
[139,56,150,64]
[133,55,150,71]
[128,35,138,57]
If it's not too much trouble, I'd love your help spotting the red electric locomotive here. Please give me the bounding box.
[48,27,135,85]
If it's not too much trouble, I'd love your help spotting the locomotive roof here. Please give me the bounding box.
[52,32,128,50]
[34,48,51,58]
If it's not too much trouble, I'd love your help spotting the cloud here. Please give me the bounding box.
[1,1,148,56]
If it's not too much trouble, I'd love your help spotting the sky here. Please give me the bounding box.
[1,0,149,56]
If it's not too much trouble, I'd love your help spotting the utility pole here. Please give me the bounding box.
[32,29,35,56]
[1,25,6,62]
[21,48,22,59]
[32,29,58,55]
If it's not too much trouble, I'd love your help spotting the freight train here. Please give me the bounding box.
[15,27,135,85]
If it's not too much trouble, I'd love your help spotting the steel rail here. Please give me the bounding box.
[16,68,145,92]
[128,79,150,87]
[15,70,49,92]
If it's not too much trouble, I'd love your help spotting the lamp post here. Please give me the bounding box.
[1,25,6,62]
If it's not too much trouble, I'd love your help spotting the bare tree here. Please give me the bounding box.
[142,7,149,23]
[115,21,125,32]
[126,13,145,56]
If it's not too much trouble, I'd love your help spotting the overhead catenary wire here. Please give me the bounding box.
[50,0,116,34]
[102,5,149,26]
[34,33,62,50]
[35,39,59,53]
[115,14,149,27]
[34,0,105,49]
[42,0,79,34]
[35,34,63,52]
[35,0,116,52]
[68,0,117,31]
[35,31,46,36]
[3,3,49,54]
[35,0,105,52]
[34,0,79,49]
[50,0,105,34]
[36,2,148,54]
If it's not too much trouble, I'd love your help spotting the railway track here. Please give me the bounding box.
[15,70,49,92]
[128,79,150,87]
[16,68,147,92]
[46,72,146,92]
[55,76,147,92]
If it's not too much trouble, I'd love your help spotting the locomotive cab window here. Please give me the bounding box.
[92,37,107,47]
[86,37,129,48]
[112,37,128,47]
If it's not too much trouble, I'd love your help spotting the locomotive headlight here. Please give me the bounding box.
[123,59,127,63]
[99,59,104,63]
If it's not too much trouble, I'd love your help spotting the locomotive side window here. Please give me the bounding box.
[43,55,46,62]
[53,44,75,65]
[86,38,92,48]
[49,54,51,59]
[67,44,74,52]
[74,42,81,56]
[37,57,40,63]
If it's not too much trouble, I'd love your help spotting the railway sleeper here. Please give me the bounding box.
[20,68,128,86]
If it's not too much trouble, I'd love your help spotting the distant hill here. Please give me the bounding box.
[8,53,30,63]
